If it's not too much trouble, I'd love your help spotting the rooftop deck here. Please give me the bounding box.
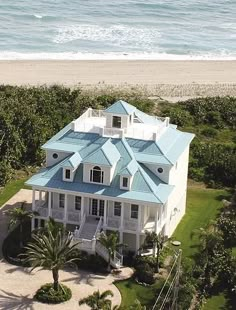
[71,108,169,141]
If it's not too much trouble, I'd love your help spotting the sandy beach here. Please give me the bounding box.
[1,60,236,97]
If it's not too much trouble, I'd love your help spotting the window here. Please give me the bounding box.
[122,177,128,188]
[131,204,139,219]
[52,153,58,159]
[157,167,163,173]
[90,166,104,183]
[91,199,98,215]
[75,196,81,210]
[65,169,71,179]
[130,114,132,124]
[114,202,121,216]
[112,116,121,128]
[59,194,65,208]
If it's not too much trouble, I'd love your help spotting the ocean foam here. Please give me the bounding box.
[34,14,43,19]
[0,51,236,60]
[53,24,161,50]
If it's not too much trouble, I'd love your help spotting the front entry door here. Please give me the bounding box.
[90,199,104,217]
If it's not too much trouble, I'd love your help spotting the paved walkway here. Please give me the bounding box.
[0,261,133,309]
[0,189,133,309]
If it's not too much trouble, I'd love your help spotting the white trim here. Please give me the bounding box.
[31,186,161,208]
[63,168,74,182]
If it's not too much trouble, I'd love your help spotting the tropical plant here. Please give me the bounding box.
[79,290,114,309]
[36,216,65,237]
[143,231,166,272]
[4,201,38,247]
[98,232,124,272]
[23,230,79,291]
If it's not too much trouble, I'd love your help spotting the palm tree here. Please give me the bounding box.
[143,231,165,272]
[4,201,38,247]
[23,230,79,291]
[36,216,65,237]
[79,290,113,309]
[98,231,124,272]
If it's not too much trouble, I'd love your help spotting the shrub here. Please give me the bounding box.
[134,255,156,270]
[200,127,218,138]
[78,251,107,273]
[135,263,155,284]
[34,283,72,304]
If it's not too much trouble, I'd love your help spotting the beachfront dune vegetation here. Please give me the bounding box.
[0,85,235,188]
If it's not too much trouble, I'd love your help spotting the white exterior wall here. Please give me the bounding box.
[145,163,171,183]
[164,146,190,236]
[46,150,71,167]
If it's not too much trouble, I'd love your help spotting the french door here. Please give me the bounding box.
[90,199,104,217]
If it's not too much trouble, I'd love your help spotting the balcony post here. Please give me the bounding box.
[137,205,142,232]
[103,200,107,226]
[48,192,52,217]
[120,202,124,230]
[81,196,85,220]
[39,190,42,206]
[64,193,68,226]
[32,189,36,211]
[155,209,158,233]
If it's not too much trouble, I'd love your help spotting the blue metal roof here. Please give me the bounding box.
[105,100,136,115]
[27,101,195,205]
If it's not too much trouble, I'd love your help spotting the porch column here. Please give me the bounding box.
[137,205,142,232]
[81,196,85,221]
[64,194,68,226]
[119,231,123,243]
[136,233,140,252]
[39,190,42,206]
[103,200,107,226]
[155,209,158,233]
[48,192,52,217]
[31,218,35,231]
[32,189,36,211]
[120,202,124,230]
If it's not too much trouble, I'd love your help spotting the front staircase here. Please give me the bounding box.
[71,215,123,268]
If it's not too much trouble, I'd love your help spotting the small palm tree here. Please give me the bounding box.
[143,231,165,272]
[79,290,113,309]
[4,201,38,247]
[23,230,79,291]
[36,217,65,237]
[98,232,124,272]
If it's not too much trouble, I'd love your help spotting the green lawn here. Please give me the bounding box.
[0,178,30,207]
[116,186,230,307]
[172,187,230,258]
[115,278,163,308]
[202,293,228,310]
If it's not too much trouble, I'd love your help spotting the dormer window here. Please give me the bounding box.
[65,169,71,179]
[120,176,130,190]
[90,166,104,183]
[63,168,73,182]
[112,116,121,128]
[122,177,128,188]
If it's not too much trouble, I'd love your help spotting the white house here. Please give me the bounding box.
[26,100,194,265]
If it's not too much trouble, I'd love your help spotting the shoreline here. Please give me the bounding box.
[1,60,236,97]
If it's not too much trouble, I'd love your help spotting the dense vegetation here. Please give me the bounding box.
[159,97,236,188]
[0,85,153,186]
[0,85,235,188]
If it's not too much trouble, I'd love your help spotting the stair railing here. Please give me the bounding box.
[74,213,86,239]
[93,217,103,239]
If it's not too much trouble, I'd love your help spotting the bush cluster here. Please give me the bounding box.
[134,256,155,284]
[0,85,154,187]
[34,283,72,304]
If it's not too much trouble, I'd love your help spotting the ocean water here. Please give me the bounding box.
[0,0,236,60]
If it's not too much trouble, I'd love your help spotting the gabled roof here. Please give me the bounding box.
[83,139,120,167]
[68,152,82,169]
[119,159,138,176]
[105,100,136,115]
